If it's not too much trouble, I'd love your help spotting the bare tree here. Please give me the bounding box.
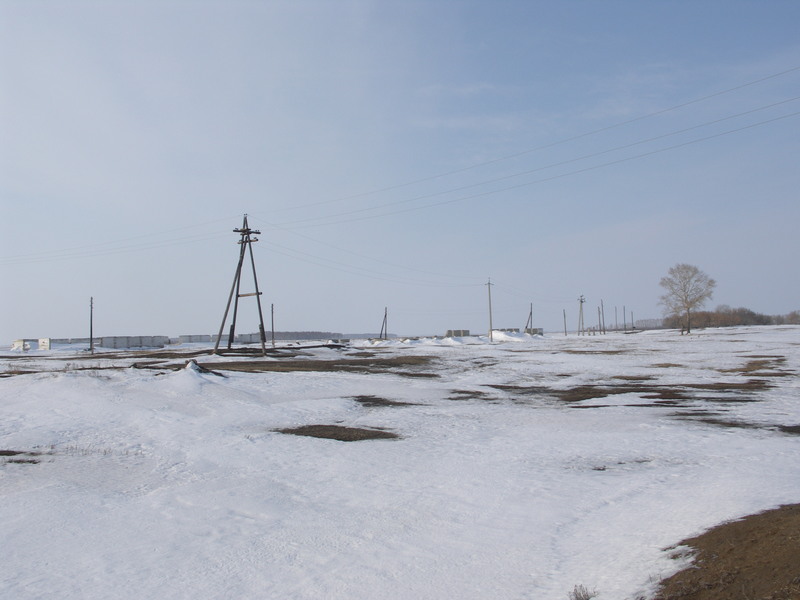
[659,263,716,334]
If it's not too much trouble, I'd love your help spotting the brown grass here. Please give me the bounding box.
[199,355,438,377]
[485,379,773,406]
[719,355,794,377]
[275,424,399,442]
[654,504,800,600]
[562,349,628,355]
[448,389,496,401]
[0,449,43,465]
[351,395,418,407]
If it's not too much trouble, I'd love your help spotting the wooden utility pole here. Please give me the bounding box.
[601,299,606,334]
[214,215,268,355]
[379,307,388,340]
[487,279,494,342]
[524,302,533,333]
[577,295,586,336]
[270,303,275,348]
[563,309,567,336]
[89,297,94,355]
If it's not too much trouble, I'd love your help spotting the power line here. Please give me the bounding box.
[0,229,232,266]
[259,239,484,288]
[5,71,797,268]
[0,214,239,265]
[247,213,480,281]
[273,109,800,229]
[264,65,800,216]
[269,98,800,229]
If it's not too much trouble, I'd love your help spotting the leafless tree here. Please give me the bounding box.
[659,263,716,334]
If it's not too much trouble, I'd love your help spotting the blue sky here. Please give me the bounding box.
[2,1,799,340]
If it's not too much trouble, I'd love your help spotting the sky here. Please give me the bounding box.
[2,0,799,340]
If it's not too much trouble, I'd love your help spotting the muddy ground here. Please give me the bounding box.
[654,504,800,600]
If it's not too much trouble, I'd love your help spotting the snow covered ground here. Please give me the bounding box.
[1,326,799,599]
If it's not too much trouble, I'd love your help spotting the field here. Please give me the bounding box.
[2,326,799,599]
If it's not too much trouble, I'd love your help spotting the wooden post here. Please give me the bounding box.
[89,297,94,355]
[524,302,533,333]
[379,307,388,340]
[601,299,606,334]
[487,279,494,342]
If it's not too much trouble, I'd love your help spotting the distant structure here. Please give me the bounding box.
[11,339,42,351]
[445,330,470,337]
[11,336,169,351]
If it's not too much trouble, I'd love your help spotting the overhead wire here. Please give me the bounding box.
[5,66,797,274]
[257,237,484,288]
[246,213,482,282]
[274,109,800,230]
[0,229,232,266]
[0,214,240,265]
[265,65,800,215]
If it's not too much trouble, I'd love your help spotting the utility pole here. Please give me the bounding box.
[524,302,533,333]
[214,215,268,355]
[89,297,94,355]
[615,306,619,331]
[379,307,388,340]
[577,295,586,336]
[597,306,602,334]
[623,305,627,331]
[600,299,606,334]
[270,303,275,348]
[487,279,494,342]
[563,309,567,336]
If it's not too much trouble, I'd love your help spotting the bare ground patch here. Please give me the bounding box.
[196,355,439,377]
[672,416,800,436]
[485,379,772,407]
[275,424,399,442]
[562,349,629,355]
[720,355,794,377]
[0,449,46,465]
[351,395,418,407]
[448,389,497,402]
[654,504,800,600]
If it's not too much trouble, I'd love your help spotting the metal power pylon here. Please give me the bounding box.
[214,215,268,355]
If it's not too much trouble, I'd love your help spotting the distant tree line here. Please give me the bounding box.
[662,306,800,329]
